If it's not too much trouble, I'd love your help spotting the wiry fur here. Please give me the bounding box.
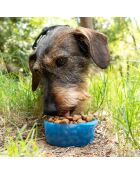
[29,25,110,116]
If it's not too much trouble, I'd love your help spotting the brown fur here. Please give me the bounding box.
[52,83,89,113]
[29,25,110,115]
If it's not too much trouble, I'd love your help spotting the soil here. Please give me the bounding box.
[1,112,139,157]
[37,116,119,157]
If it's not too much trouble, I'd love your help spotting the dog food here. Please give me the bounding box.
[46,113,96,124]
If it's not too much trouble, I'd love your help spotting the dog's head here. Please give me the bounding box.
[29,25,110,116]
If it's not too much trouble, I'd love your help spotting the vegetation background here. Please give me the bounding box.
[0,17,139,156]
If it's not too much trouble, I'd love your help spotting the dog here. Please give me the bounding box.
[29,25,110,116]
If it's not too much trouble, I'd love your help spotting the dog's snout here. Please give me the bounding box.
[44,103,58,116]
[43,94,58,116]
[33,63,40,72]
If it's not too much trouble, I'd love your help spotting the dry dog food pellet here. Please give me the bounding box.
[59,119,70,124]
[86,115,94,122]
[54,120,62,124]
[48,117,54,122]
[65,116,73,120]
[46,113,95,124]
[73,115,82,121]
[82,115,87,120]
[77,118,86,123]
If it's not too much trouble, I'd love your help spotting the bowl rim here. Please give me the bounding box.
[44,119,98,126]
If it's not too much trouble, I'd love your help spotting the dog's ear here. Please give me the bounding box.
[29,51,41,91]
[73,27,110,69]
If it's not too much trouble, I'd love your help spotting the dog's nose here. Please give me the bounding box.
[44,104,58,116]
[43,80,59,116]
[43,99,58,116]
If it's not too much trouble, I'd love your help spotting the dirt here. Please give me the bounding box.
[37,117,119,157]
[1,112,139,157]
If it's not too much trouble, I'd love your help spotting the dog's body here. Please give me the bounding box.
[29,25,110,116]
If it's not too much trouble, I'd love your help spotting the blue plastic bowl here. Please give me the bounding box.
[44,119,98,147]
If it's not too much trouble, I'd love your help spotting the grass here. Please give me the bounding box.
[0,72,43,156]
[88,63,140,152]
[2,123,41,157]
[0,62,140,156]
[0,72,42,118]
[108,64,140,150]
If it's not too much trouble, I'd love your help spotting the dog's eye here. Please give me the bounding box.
[56,57,67,67]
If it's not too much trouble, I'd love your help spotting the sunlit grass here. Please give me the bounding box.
[0,123,42,157]
[0,72,43,156]
[0,72,41,119]
[108,65,140,150]
[87,64,140,150]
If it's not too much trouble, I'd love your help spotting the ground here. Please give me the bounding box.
[0,113,139,157]
[37,117,118,157]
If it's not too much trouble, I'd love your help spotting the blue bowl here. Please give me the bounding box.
[44,119,98,147]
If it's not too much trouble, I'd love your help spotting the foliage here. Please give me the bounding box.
[92,17,140,64]
[0,17,48,71]
[0,17,78,71]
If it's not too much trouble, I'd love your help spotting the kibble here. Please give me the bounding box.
[77,118,86,123]
[46,113,95,124]
[48,117,54,122]
[73,115,82,121]
[65,116,73,120]
[54,120,62,124]
[82,115,87,120]
[59,119,70,124]
[86,115,94,122]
